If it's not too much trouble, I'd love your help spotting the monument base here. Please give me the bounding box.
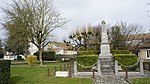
[99,55,115,75]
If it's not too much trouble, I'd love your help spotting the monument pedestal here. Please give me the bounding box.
[99,57,114,75]
[98,21,115,75]
[99,47,115,75]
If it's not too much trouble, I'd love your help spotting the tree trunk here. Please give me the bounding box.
[39,48,43,66]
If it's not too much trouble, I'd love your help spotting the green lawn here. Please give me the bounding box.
[9,62,93,84]
[130,78,150,84]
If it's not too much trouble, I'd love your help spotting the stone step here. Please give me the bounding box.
[101,70,114,72]
[101,73,115,75]
[101,61,114,63]
[101,71,115,75]
[101,67,114,70]
[101,66,113,68]
[101,62,114,65]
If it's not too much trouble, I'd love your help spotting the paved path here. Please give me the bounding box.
[93,70,150,84]
[94,75,129,84]
[74,72,129,84]
[74,70,150,84]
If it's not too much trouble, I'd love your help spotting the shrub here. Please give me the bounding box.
[0,60,11,84]
[76,55,98,71]
[78,50,99,56]
[43,51,55,60]
[0,50,4,58]
[27,55,37,66]
[114,54,138,70]
[111,50,130,55]
[17,56,23,60]
[34,51,56,60]
[78,50,130,56]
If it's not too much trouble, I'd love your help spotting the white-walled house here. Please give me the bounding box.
[28,42,77,55]
[135,33,150,70]
[47,42,77,55]
[124,33,150,61]
[138,44,150,70]
[28,42,38,55]
[138,44,150,61]
[137,33,150,61]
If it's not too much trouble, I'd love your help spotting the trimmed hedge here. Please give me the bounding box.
[78,50,130,56]
[0,60,11,84]
[34,51,56,60]
[76,55,98,71]
[114,54,138,69]
[111,50,130,55]
[27,56,37,66]
[78,50,99,56]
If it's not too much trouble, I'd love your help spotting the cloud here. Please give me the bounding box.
[0,0,149,41]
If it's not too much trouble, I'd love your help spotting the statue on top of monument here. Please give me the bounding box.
[101,20,107,34]
[101,20,106,25]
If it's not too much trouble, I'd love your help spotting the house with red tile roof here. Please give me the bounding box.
[47,42,77,55]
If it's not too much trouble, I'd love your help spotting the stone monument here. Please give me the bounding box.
[98,21,114,75]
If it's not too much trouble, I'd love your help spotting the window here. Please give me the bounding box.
[146,50,150,59]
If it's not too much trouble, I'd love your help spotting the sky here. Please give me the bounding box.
[0,0,150,41]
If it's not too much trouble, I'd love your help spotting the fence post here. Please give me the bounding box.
[64,64,66,71]
[54,66,56,76]
[67,64,70,70]
[48,67,50,77]
[92,69,95,78]
[125,68,128,80]
[98,60,101,75]
[115,60,118,75]
[74,61,78,75]
[140,60,144,75]
[70,63,72,68]
[68,68,71,78]
[60,65,62,71]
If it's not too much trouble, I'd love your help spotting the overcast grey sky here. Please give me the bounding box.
[0,0,150,41]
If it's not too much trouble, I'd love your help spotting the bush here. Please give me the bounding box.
[27,56,37,66]
[34,51,56,60]
[0,50,4,58]
[76,55,98,71]
[114,54,138,70]
[0,60,11,84]
[78,50,99,56]
[17,56,23,60]
[43,51,55,60]
[111,50,130,55]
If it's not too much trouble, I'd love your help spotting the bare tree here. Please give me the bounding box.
[2,0,67,66]
[109,21,143,51]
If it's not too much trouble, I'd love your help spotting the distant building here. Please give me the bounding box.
[138,33,150,61]
[47,42,77,55]
[127,33,150,61]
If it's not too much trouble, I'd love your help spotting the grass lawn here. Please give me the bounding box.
[9,62,93,84]
[130,78,150,84]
